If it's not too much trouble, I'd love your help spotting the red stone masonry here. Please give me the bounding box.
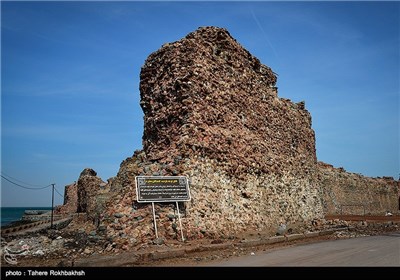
[140,26,316,179]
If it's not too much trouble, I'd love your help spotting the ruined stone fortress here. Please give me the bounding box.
[57,27,399,245]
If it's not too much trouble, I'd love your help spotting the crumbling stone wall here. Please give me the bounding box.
[108,26,323,241]
[77,25,399,248]
[109,151,322,240]
[54,182,77,215]
[77,168,105,220]
[59,26,398,248]
[139,27,316,178]
[318,162,399,215]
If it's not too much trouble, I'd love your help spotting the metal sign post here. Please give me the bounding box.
[176,201,185,242]
[135,176,191,242]
[151,202,159,239]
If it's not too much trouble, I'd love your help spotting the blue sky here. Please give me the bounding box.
[1,1,399,207]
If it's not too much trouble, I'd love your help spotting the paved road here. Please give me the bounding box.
[204,232,400,266]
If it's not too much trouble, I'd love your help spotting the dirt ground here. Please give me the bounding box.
[1,215,399,267]
[2,233,336,267]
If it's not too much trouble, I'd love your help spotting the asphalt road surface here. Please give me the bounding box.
[204,232,400,266]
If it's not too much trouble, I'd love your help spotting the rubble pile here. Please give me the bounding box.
[2,218,398,265]
[0,228,109,265]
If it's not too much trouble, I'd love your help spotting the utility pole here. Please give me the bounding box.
[51,183,55,229]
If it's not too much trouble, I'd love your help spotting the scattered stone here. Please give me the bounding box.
[33,249,44,256]
[277,223,287,236]
[51,239,64,249]
[167,214,175,220]
[359,221,368,227]
[153,238,164,245]
[105,244,113,252]
[129,238,137,245]
[83,248,93,255]
[98,225,107,232]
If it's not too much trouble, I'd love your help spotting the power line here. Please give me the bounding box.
[1,172,44,188]
[54,187,64,198]
[51,184,55,229]
[0,175,52,190]
[1,173,64,203]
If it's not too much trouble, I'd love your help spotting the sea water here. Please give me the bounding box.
[1,207,52,227]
